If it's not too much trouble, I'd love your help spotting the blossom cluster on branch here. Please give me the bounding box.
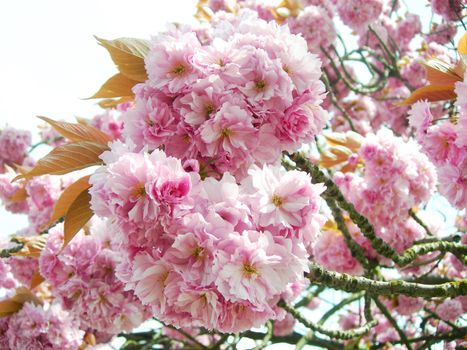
[0,0,466,349]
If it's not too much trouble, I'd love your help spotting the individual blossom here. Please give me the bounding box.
[25,175,62,230]
[123,88,179,151]
[400,59,427,89]
[274,83,328,151]
[214,230,308,307]
[273,313,295,336]
[200,101,257,157]
[312,229,364,275]
[421,122,460,166]
[395,295,424,316]
[394,13,421,53]
[237,48,294,110]
[336,0,384,31]
[288,5,336,53]
[90,147,191,226]
[437,155,467,209]
[243,164,325,229]
[408,100,434,136]
[91,109,124,140]
[435,299,464,322]
[145,31,202,95]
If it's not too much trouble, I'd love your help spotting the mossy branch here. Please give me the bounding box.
[278,299,377,340]
[307,263,467,298]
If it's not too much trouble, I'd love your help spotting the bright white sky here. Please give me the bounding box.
[0,0,198,128]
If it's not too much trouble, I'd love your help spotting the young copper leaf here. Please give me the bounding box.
[9,186,28,203]
[0,288,42,318]
[63,190,93,248]
[30,271,45,290]
[38,116,113,144]
[98,96,134,109]
[47,175,91,226]
[12,287,42,306]
[0,300,22,317]
[422,58,463,86]
[95,36,150,82]
[14,141,108,181]
[89,73,138,100]
[399,85,456,106]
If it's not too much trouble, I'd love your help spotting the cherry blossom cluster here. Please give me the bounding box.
[334,129,437,253]
[0,127,31,173]
[208,0,463,140]
[89,142,325,332]
[39,220,149,335]
[0,302,83,350]
[123,10,327,179]
[408,75,467,209]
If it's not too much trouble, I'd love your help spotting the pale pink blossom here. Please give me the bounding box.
[6,302,83,350]
[336,0,384,31]
[244,164,325,228]
[431,0,464,22]
[200,101,256,156]
[145,32,202,95]
[436,299,464,321]
[289,5,336,52]
[438,155,467,209]
[0,127,31,172]
[312,229,364,275]
[395,295,424,315]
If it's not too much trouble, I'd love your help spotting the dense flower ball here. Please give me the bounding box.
[89,141,325,332]
[123,10,327,179]
[334,128,437,252]
[39,221,149,334]
[4,302,83,350]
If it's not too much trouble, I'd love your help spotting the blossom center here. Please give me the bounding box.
[172,63,187,75]
[192,246,205,260]
[272,194,283,207]
[221,127,232,137]
[204,104,215,117]
[255,80,266,91]
[242,263,258,278]
[132,183,146,198]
